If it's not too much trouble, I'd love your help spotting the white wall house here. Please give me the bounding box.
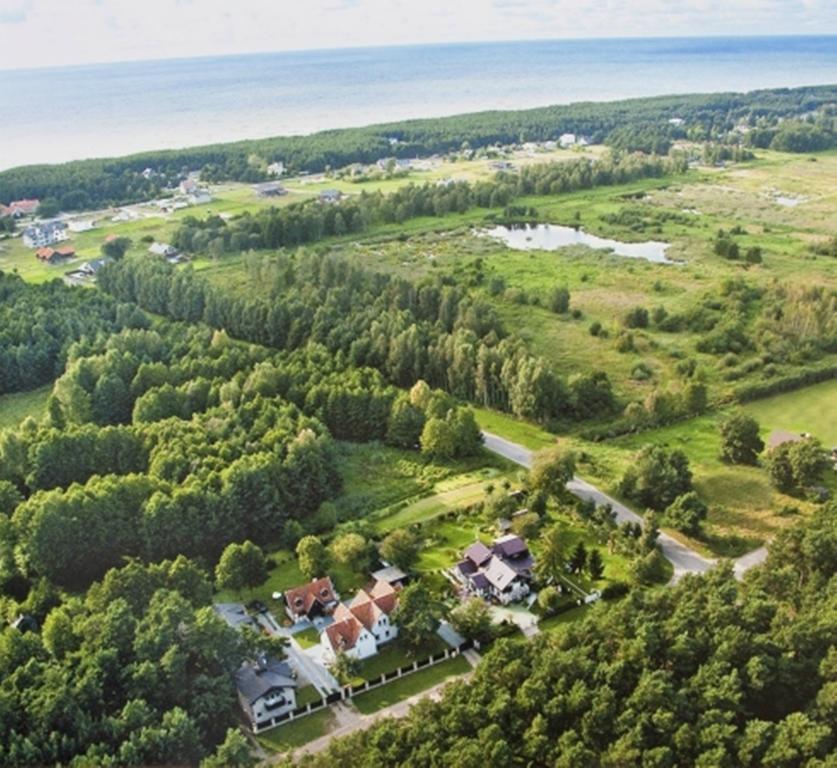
[235,657,298,730]
[22,221,68,248]
[321,580,399,662]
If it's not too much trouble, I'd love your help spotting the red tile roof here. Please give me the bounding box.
[324,617,364,652]
[284,577,337,618]
[36,247,55,261]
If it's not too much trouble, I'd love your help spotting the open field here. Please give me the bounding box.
[351,655,471,715]
[742,379,837,447]
[0,386,51,430]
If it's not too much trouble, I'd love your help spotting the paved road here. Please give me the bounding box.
[482,431,765,583]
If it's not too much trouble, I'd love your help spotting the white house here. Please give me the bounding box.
[235,657,298,729]
[22,221,68,248]
[559,133,577,148]
[68,219,97,233]
[267,162,285,177]
[321,580,399,662]
[148,242,178,258]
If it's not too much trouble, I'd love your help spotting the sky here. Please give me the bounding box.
[1,0,836,71]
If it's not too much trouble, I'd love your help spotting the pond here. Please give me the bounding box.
[481,223,675,264]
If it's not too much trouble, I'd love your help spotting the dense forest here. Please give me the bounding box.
[0,272,147,395]
[1,85,834,210]
[97,251,617,426]
[292,505,836,768]
[172,153,680,256]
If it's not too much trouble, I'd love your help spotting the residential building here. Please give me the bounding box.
[559,133,577,148]
[267,161,285,177]
[214,603,261,633]
[23,221,68,248]
[370,564,409,590]
[284,577,340,623]
[179,178,198,195]
[187,189,213,205]
[3,199,40,218]
[321,580,399,661]
[235,656,298,729]
[253,181,287,198]
[452,534,535,605]
[68,219,97,233]
[318,189,342,204]
[36,246,75,263]
[148,242,178,258]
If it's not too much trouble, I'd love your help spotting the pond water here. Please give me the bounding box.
[481,223,674,264]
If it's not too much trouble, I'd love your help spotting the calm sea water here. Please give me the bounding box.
[1,35,836,171]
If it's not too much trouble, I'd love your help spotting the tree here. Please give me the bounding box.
[449,598,493,643]
[393,582,444,652]
[529,446,576,501]
[330,650,361,683]
[200,728,255,768]
[587,549,604,580]
[719,412,764,465]
[330,533,371,572]
[102,236,132,261]
[767,438,829,493]
[569,542,587,574]
[296,535,330,580]
[215,541,268,595]
[618,445,692,511]
[536,525,565,583]
[420,417,456,459]
[549,286,570,314]
[664,492,708,535]
[537,585,563,616]
[386,397,425,448]
[379,529,419,571]
[0,480,22,516]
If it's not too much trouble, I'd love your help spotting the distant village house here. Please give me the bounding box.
[253,181,288,198]
[23,221,68,248]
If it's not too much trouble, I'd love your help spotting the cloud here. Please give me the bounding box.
[0,0,836,69]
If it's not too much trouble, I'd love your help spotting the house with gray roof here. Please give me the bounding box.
[235,656,298,729]
[452,534,534,604]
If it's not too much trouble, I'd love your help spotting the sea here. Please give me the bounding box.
[1,35,837,171]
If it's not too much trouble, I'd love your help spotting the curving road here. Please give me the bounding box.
[482,431,767,583]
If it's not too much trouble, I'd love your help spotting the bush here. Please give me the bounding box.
[624,306,649,329]
[601,581,630,600]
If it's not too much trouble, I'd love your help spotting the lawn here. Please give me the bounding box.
[742,379,837,446]
[293,628,321,650]
[296,685,324,708]
[355,635,449,682]
[256,707,336,754]
[0,385,51,430]
[350,655,471,715]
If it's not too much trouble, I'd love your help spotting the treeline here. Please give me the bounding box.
[173,153,682,256]
[295,505,837,768]
[0,272,146,395]
[0,556,265,766]
[746,117,836,153]
[98,253,618,426]
[2,85,834,210]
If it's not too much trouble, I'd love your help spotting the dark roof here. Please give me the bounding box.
[464,541,493,567]
[456,558,477,576]
[235,657,296,704]
[493,534,529,559]
[470,573,490,590]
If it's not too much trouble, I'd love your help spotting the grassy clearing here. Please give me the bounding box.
[256,707,336,754]
[0,386,51,430]
[538,604,591,633]
[350,655,471,715]
[742,379,837,446]
[214,549,303,610]
[296,685,324,708]
[473,407,557,451]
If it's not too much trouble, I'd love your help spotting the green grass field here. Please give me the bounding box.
[0,386,51,430]
[742,379,837,446]
[256,707,336,754]
[354,635,449,682]
[350,655,471,715]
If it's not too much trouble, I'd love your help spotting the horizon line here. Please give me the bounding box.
[2,31,837,75]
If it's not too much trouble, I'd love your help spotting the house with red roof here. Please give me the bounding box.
[2,199,40,218]
[36,246,75,264]
[321,580,399,661]
[283,577,340,623]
